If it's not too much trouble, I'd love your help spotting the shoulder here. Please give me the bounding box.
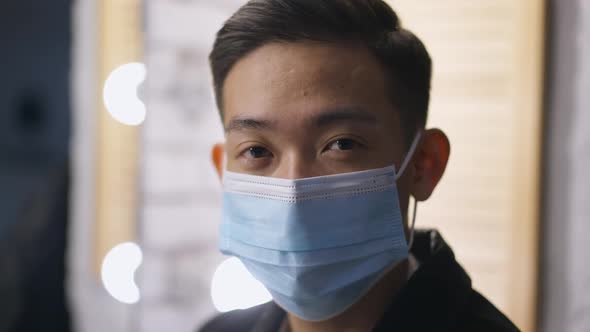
[197,302,277,332]
[457,290,520,332]
[198,308,262,332]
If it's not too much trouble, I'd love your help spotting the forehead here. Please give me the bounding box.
[222,41,395,127]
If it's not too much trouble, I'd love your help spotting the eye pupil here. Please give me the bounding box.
[336,139,355,150]
[249,146,268,158]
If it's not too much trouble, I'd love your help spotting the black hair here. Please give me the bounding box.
[209,0,432,140]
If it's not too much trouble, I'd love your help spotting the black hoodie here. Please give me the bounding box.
[199,230,520,332]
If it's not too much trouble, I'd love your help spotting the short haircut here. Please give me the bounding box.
[209,0,432,142]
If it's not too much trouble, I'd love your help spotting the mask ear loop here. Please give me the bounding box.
[394,131,423,249]
[408,198,418,249]
[395,132,422,181]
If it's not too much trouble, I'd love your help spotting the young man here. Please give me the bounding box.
[201,0,519,331]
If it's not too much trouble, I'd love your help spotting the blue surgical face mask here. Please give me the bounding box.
[219,133,422,321]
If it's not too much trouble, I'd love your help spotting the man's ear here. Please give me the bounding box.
[410,128,450,201]
[211,143,225,179]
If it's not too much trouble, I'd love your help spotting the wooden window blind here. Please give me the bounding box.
[388,1,545,331]
[94,0,143,275]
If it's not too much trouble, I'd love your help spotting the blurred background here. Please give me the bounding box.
[0,0,588,332]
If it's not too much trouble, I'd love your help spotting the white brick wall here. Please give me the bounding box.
[140,1,243,330]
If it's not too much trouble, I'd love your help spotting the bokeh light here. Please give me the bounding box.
[101,242,143,304]
[211,257,272,312]
[103,62,147,126]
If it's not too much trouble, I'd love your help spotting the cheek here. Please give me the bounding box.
[223,146,243,172]
[224,159,240,173]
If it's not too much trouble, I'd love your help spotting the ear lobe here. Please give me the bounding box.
[211,143,225,179]
[410,128,450,201]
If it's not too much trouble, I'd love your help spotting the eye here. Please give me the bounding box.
[243,146,272,159]
[326,138,359,151]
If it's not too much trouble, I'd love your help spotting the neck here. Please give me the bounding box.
[288,259,409,332]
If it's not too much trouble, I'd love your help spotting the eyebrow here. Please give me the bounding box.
[225,117,275,133]
[224,107,377,133]
[314,107,377,127]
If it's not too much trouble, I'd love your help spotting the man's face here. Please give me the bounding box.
[215,40,450,234]
[221,41,408,180]
[217,41,417,220]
